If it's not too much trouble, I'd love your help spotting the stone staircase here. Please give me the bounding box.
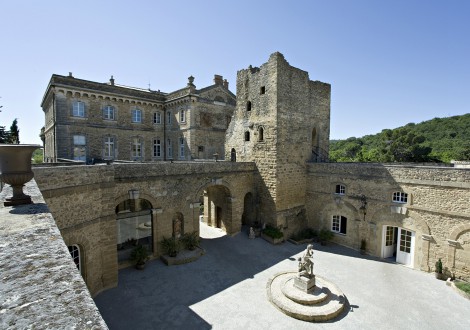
[267,271,346,322]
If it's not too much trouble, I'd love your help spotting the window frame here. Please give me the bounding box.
[335,184,346,195]
[153,138,161,158]
[167,138,173,159]
[245,131,250,142]
[154,112,162,124]
[68,244,81,272]
[167,111,172,125]
[104,136,115,159]
[103,105,115,120]
[392,191,408,204]
[179,110,186,123]
[131,137,142,159]
[179,137,185,159]
[331,215,347,235]
[131,109,142,123]
[72,101,85,117]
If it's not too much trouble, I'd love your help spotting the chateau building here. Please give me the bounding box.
[40,73,235,163]
[36,52,470,297]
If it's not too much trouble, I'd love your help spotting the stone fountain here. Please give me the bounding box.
[266,244,346,322]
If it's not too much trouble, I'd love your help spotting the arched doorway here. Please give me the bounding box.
[116,197,153,263]
[242,192,255,226]
[202,185,232,231]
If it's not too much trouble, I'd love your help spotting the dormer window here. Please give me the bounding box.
[335,184,346,195]
[393,192,408,203]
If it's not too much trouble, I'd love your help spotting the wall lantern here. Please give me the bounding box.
[359,194,367,220]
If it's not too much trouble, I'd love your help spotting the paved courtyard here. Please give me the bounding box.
[94,223,469,330]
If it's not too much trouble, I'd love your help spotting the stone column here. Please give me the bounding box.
[421,234,433,272]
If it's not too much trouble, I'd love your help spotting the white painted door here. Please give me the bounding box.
[382,226,397,258]
[396,228,414,266]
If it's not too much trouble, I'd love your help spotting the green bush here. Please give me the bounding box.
[262,226,283,239]
[130,244,149,266]
[182,231,200,251]
[455,282,470,294]
[319,228,334,242]
[435,258,443,273]
[160,236,181,257]
[291,228,317,241]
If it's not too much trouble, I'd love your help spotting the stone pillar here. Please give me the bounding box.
[446,239,459,271]
[152,208,163,257]
[421,234,433,272]
[191,202,201,234]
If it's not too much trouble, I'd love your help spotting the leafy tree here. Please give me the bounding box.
[9,118,19,144]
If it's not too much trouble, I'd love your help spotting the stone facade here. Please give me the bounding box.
[41,73,235,163]
[225,52,330,237]
[35,52,470,298]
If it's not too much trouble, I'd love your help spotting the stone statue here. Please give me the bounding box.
[298,244,314,278]
[249,227,255,239]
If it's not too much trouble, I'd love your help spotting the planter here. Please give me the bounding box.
[261,233,284,245]
[0,144,41,206]
[435,272,446,280]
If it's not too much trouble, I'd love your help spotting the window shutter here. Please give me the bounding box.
[340,216,347,234]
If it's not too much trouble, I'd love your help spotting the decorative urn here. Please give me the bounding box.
[0,144,41,206]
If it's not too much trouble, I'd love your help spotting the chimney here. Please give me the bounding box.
[214,74,223,85]
[223,79,229,89]
[110,75,115,86]
[68,72,73,78]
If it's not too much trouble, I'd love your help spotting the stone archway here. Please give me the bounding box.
[447,223,470,280]
[200,185,232,232]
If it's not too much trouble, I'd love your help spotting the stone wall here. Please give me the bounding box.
[0,180,107,329]
[34,161,255,295]
[307,163,470,280]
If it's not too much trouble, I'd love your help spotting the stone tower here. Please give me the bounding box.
[225,52,330,235]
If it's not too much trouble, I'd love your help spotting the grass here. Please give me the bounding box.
[455,281,470,294]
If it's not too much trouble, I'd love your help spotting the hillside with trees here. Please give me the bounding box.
[329,114,470,163]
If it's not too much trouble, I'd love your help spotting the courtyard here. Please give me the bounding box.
[94,223,469,330]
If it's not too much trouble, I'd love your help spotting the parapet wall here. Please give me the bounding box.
[0,180,107,329]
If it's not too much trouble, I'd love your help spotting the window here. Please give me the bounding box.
[103,105,115,120]
[335,184,346,195]
[180,110,186,123]
[245,131,250,141]
[399,229,412,253]
[260,86,266,94]
[167,139,172,159]
[385,226,395,246]
[179,137,185,158]
[246,101,252,111]
[258,127,264,141]
[104,137,114,158]
[132,138,142,158]
[132,109,142,123]
[393,192,408,203]
[153,139,161,157]
[198,146,204,152]
[72,101,85,117]
[73,135,86,161]
[153,112,162,124]
[332,215,347,234]
[68,245,81,271]
[167,111,172,124]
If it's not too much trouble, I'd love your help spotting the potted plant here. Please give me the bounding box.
[160,236,181,257]
[435,258,445,280]
[181,231,200,251]
[130,244,149,270]
[261,225,284,244]
[360,239,367,255]
[319,228,334,245]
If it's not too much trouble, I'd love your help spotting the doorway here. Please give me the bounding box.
[216,206,222,228]
[382,225,415,267]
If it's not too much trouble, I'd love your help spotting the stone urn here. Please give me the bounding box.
[0,144,41,206]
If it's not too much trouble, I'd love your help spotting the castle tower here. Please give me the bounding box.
[225,52,330,234]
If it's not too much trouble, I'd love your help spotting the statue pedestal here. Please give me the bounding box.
[294,274,315,293]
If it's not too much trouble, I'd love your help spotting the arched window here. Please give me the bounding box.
[258,127,264,141]
[68,245,81,271]
[246,101,252,111]
[231,148,236,162]
[244,131,250,141]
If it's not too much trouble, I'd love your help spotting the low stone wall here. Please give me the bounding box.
[0,180,107,329]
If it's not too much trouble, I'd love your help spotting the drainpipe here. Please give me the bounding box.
[52,90,57,162]
[163,107,166,161]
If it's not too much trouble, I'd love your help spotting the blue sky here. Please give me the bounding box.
[1,0,469,144]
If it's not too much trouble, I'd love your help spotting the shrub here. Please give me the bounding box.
[435,258,443,273]
[130,244,149,266]
[262,226,284,239]
[291,228,317,241]
[319,228,334,242]
[160,236,181,257]
[182,231,200,251]
[455,282,470,294]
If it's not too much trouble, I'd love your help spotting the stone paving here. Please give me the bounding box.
[94,223,470,330]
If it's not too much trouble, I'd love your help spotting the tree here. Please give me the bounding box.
[9,118,19,144]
